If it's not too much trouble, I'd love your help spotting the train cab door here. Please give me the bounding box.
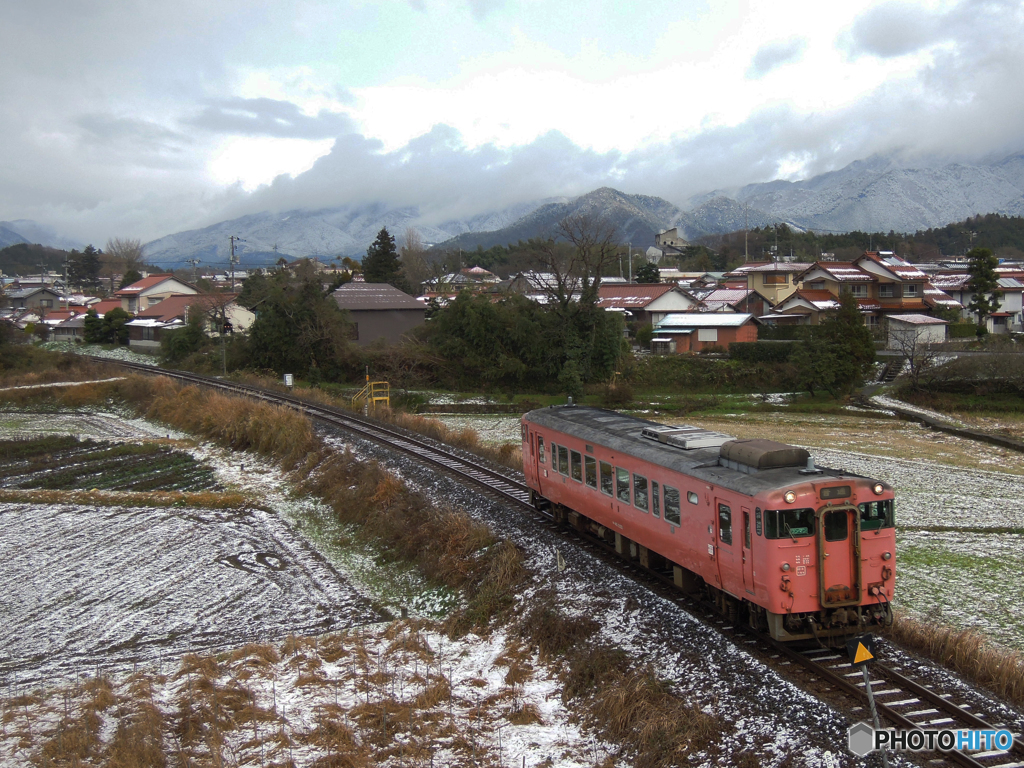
[817,505,861,607]
[533,431,547,492]
[714,500,736,592]
[741,507,755,595]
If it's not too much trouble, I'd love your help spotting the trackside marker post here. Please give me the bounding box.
[846,634,889,766]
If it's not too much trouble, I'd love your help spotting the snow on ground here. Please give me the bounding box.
[41,341,159,365]
[322,429,870,766]
[3,402,1023,765]
[0,412,382,687]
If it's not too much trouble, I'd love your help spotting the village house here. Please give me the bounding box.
[115,274,197,313]
[765,289,841,325]
[596,284,698,326]
[651,312,758,354]
[125,294,254,352]
[730,262,811,304]
[929,273,1024,332]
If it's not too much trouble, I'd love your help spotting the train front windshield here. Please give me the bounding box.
[764,508,815,539]
[858,499,894,530]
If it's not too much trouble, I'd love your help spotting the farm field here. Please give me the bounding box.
[0,411,383,686]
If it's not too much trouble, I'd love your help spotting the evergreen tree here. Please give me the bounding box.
[966,247,1003,330]
[363,227,409,292]
[238,263,356,379]
[83,307,131,345]
[635,262,661,283]
[792,292,875,398]
[68,245,102,290]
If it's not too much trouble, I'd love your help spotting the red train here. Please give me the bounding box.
[521,405,895,641]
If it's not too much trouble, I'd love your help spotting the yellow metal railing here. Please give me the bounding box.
[352,380,390,409]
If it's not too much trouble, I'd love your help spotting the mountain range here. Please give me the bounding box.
[4,152,1024,269]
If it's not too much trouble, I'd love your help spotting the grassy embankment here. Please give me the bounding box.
[0,351,724,768]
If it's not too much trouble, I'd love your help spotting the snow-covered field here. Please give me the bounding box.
[0,412,382,687]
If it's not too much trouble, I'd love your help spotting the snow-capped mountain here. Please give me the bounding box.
[140,199,556,269]
[729,153,1024,234]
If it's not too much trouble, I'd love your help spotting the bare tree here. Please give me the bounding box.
[887,327,946,391]
[531,214,619,309]
[105,237,146,274]
[400,227,431,295]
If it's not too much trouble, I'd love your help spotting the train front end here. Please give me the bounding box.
[758,477,895,641]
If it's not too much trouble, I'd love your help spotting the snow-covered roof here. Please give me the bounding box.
[597,284,677,309]
[803,262,875,282]
[888,314,948,325]
[655,312,754,329]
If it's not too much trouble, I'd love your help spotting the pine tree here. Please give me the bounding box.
[966,246,1003,330]
[362,227,409,292]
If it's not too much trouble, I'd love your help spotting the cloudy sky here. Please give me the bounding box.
[2,0,1022,245]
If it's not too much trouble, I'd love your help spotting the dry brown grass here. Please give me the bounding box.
[589,667,723,768]
[373,407,524,471]
[0,489,248,509]
[889,612,1024,706]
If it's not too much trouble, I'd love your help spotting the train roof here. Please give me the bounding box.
[524,405,875,498]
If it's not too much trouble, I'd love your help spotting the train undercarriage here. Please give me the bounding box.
[534,494,893,643]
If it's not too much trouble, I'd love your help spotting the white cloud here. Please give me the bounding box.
[0,0,1021,245]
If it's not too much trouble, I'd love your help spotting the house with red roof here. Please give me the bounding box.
[115,274,197,314]
[693,288,773,316]
[125,293,254,352]
[767,290,841,325]
[596,284,697,326]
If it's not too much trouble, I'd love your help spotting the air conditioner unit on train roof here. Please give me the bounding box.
[640,425,735,450]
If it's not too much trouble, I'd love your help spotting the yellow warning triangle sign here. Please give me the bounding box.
[854,642,874,664]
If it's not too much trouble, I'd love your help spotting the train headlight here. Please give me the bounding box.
[781,562,791,572]
[873,483,884,495]
[882,552,891,560]
[784,490,797,504]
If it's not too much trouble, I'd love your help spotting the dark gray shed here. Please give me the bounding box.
[332,282,426,346]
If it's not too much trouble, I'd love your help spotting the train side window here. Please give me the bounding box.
[570,450,583,482]
[615,467,630,503]
[557,445,569,475]
[600,462,613,495]
[719,504,733,545]
[824,509,848,542]
[537,436,545,464]
[584,456,597,488]
[664,486,681,525]
[858,500,894,530]
[651,481,661,518]
[687,491,699,505]
[633,474,649,511]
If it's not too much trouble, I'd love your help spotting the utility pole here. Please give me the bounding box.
[62,254,70,309]
[229,236,244,291]
[627,243,632,283]
[186,258,201,284]
[744,204,749,262]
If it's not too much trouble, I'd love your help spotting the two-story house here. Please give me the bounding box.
[115,274,197,314]
[731,262,811,305]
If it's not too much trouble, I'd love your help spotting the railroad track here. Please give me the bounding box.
[101,360,1024,767]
